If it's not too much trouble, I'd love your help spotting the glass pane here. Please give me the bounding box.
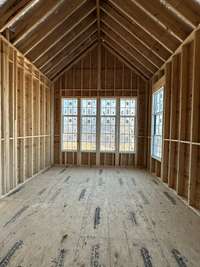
[120,99,136,116]
[119,117,135,152]
[63,98,78,115]
[100,117,115,151]
[151,88,164,159]
[101,99,116,116]
[81,117,96,151]
[81,99,97,116]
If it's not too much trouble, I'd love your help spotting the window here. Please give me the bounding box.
[62,98,78,151]
[151,88,164,160]
[100,99,116,152]
[81,99,97,151]
[120,98,136,152]
[61,97,137,154]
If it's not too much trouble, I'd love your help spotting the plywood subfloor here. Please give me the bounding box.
[0,167,200,266]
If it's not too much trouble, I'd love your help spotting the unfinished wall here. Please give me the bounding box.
[53,45,148,168]
[0,36,52,197]
[148,29,200,211]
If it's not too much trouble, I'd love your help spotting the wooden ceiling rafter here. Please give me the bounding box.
[20,0,96,56]
[42,26,98,75]
[130,0,193,42]
[0,0,35,32]
[50,39,98,81]
[107,0,181,53]
[102,33,152,79]
[12,0,66,45]
[102,43,148,81]
[34,16,97,69]
[101,13,164,68]
[101,2,171,61]
[101,23,158,73]
[28,9,96,63]
[164,0,200,27]
[52,42,98,82]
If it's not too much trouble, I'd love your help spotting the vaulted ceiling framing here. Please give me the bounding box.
[1,0,200,81]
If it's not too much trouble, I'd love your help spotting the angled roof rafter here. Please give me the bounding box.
[51,40,98,81]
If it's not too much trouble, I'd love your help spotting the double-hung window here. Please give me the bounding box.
[119,98,136,152]
[81,99,97,151]
[151,88,164,160]
[100,99,116,152]
[62,98,78,151]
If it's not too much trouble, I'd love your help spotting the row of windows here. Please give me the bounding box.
[61,98,136,153]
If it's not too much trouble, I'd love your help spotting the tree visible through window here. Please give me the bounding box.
[62,98,78,151]
[151,88,164,160]
[81,99,97,151]
[120,99,136,152]
[100,99,116,152]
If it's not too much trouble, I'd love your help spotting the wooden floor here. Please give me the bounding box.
[0,167,200,267]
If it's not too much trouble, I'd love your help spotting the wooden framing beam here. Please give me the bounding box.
[165,0,200,28]
[0,0,35,32]
[101,15,163,68]
[19,0,96,56]
[11,0,66,45]
[103,43,148,81]
[108,0,181,52]
[96,0,101,42]
[131,0,193,41]
[102,33,152,78]
[102,24,157,73]
[49,37,98,80]
[11,0,86,47]
[188,29,200,206]
[52,42,98,82]
[43,26,97,75]
[101,1,171,61]
[34,15,97,69]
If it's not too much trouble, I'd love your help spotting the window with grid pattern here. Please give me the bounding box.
[119,98,136,152]
[151,88,164,160]
[62,98,78,151]
[100,99,116,152]
[81,99,97,151]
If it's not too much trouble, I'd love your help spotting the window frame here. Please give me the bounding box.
[119,97,137,154]
[61,97,137,155]
[61,98,78,152]
[151,87,164,161]
[80,98,97,152]
[100,98,117,153]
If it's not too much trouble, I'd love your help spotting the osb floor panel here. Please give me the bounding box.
[0,167,200,267]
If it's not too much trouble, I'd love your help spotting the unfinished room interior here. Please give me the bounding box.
[0,0,200,266]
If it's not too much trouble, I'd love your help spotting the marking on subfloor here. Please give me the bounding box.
[141,247,153,267]
[172,249,188,267]
[129,211,137,225]
[0,240,23,267]
[94,207,101,229]
[90,244,100,267]
[152,179,159,185]
[99,169,103,175]
[79,189,86,201]
[59,168,67,174]
[38,188,47,196]
[98,177,103,186]
[163,191,176,205]
[4,206,29,227]
[118,178,124,186]
[54,249,66,267]
[131,177,136,186]
[138,191,149,205]
[49,188,62,202]
[64,176,71,183]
